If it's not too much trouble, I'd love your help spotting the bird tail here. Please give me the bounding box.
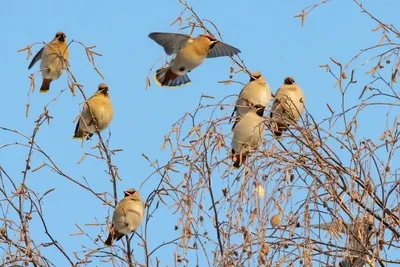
[104,230,124,246]
[73,121,84,139]
[104,233,114,246]
[232,150,248,169]
[40,78,52,93]
[272,123,286,137]
[154,67,191,87]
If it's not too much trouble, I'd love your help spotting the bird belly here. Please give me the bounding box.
[125,212,142,232]
[114,220,131,235]
[232,122,264,153]
[237,87,270,117]
[171,51,205,75]
[41,53,65,80]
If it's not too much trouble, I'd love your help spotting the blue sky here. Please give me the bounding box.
[1,0,399,266]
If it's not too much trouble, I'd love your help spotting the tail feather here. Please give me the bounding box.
[273,122,287,137]
[40,78,52,93]
[104,233,113,246]
[104,230,124,246]
[232,150,248,169]
[73,121,84,139]
[155,67,191,87]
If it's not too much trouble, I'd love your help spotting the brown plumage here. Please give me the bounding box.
[149,32,240,87]
[28,31,69,93]
[231,105,265,168]
[73,83,114,140]
[270,77,305,136]
[105,189,144,246]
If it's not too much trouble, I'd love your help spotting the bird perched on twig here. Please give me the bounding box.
[28,31,69,93]
[231,105,265,168]
[105,189,144,246]
[149,32,241,87]
[231,71,271,129]
[270,77,305,136]
[73,83,114,140]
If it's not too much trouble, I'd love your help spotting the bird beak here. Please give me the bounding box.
[101,88,109,95]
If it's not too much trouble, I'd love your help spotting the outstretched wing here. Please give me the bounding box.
[28,47,44,69]
[148,32,191,55]
[207,41,241,58]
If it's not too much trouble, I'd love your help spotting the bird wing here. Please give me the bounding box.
[207,41,241,58]
[148,32,191,55]
[28,47,44,69]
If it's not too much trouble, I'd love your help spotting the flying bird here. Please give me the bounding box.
[149,32,241,87]
[28,31,69,93]
[231,105,265,168]
[105,189,144,246]
[270,77,305,136]
[73,83,114,140]
[232,71,271,129]
[311,215,374,267]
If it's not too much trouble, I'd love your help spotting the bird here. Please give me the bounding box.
[105,188,145,246]
[231,71,271,129]
[270,77,305,136]
[231,105,265,168]
[311,215,375,267]
[148,32,241,87]
[73,83,114,140]
[28,31,69,93]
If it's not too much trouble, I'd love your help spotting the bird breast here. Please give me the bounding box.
[171,42,208,74]
[236,83,271,116]
[113,201,144,234]
[88,98,114,130]
[232,112,265,152]
[41,45,67,80]
[275,88,305,121]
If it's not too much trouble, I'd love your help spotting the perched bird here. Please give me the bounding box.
[73,83,114,140]
[105,189,145,246]
[149,32,241,87]
[270,77,305,136]
[311,215,375,267]
[232,71,271,129]
[231,105,265,168]
[28,31,69,93]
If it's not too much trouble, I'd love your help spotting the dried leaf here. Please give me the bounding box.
[218,80,233,85]
[146,77,151,90]
[256,184,264,199]
[270,213,282,227]
[372,24,382,32]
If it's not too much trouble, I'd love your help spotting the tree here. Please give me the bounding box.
[1,0,399,266]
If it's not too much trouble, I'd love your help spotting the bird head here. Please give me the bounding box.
[249,71,262,82]
[283,76,295,85]
[55,31,66,42]
[123,188,141,201]
[97,83,110,96]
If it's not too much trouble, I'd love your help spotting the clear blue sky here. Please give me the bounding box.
[1,0,399,266]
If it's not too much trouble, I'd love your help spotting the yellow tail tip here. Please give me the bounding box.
[153,74,191,88]
[72,136,84,140]
[39,89,50,93]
